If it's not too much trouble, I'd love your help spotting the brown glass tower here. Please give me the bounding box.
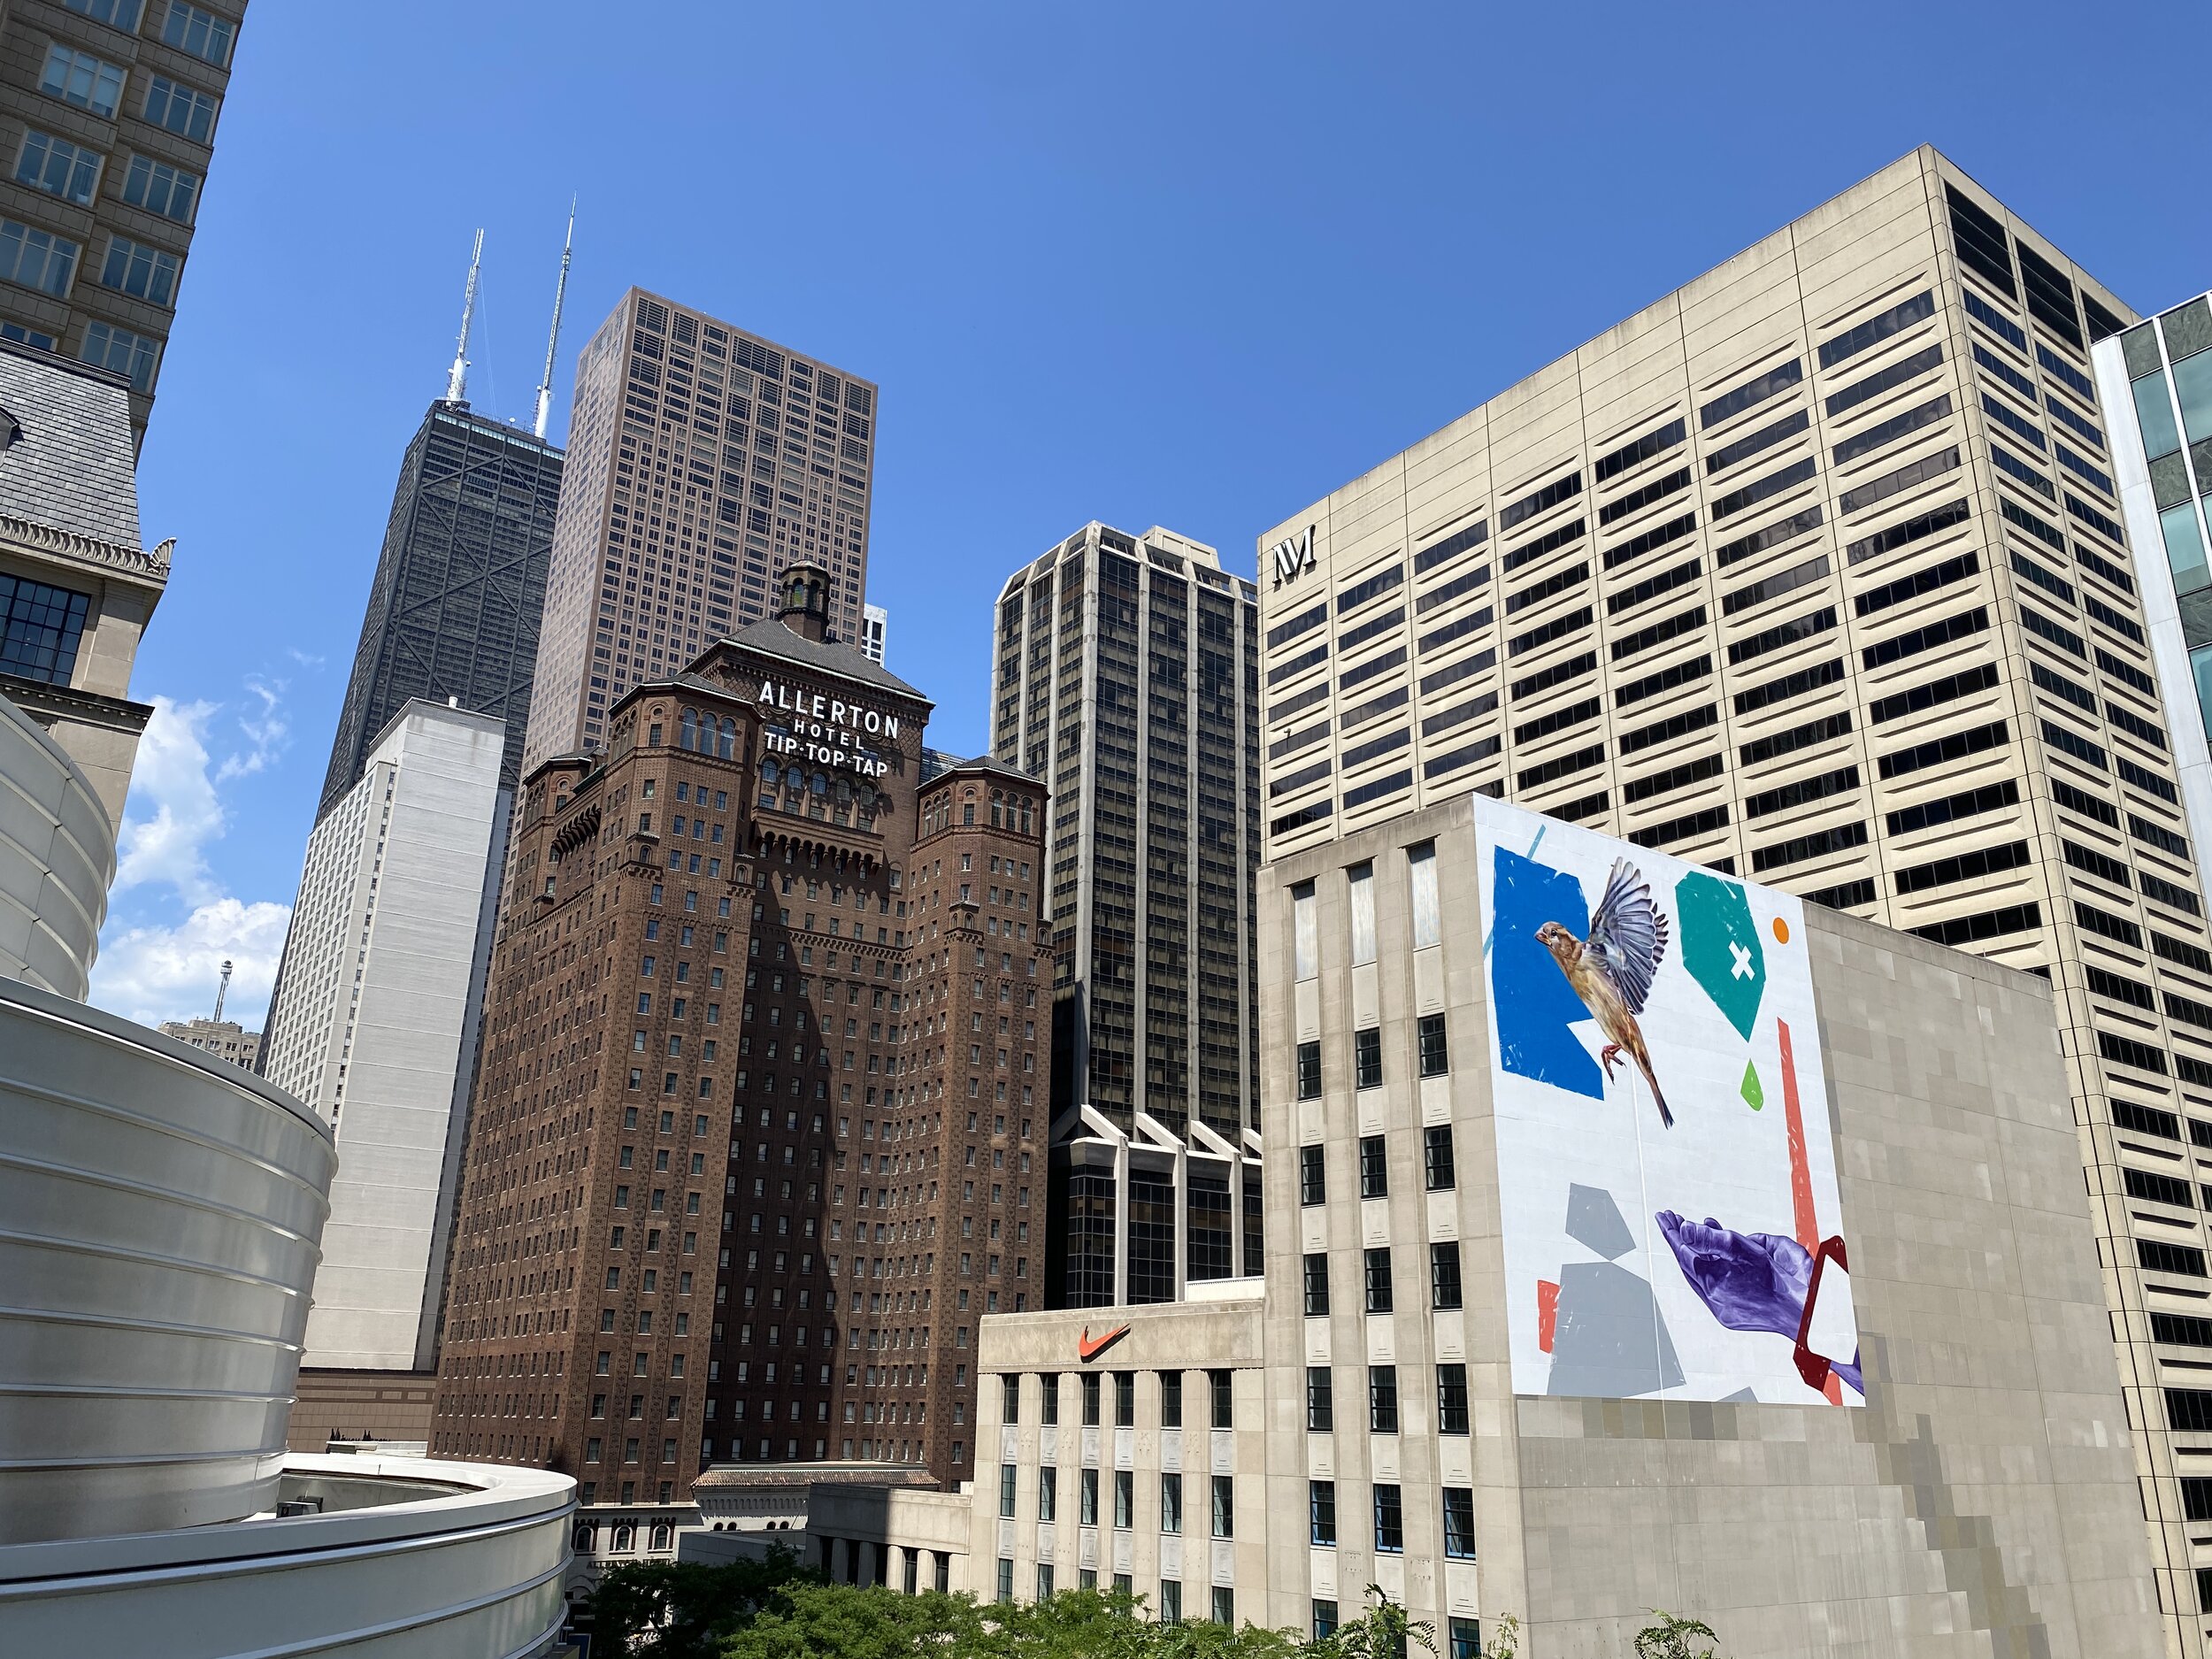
[432,565,1048,1528]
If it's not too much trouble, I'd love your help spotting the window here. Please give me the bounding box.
[1307,1365,1333,1430]
[1001,1374,1019,1425]
[996,1558,1012,1603]
[1424,1125,1455,1190]
[100,235,179,304]
[121,154,199,223]
[1079,1467,1098,1525]
[1295,1040,1321,1100]
[1441,1486,1478,1559]
[1160,1371,1181,1428]
[143,76,219,142]
[1210,1369,1233,1428]
[63,0,145,27]
[1354,1028,1382,1089]
[1348,861,1377,964]
[1300,1144,1326,1205]
[1370,1365,1399,1432]
[1115,1371,1134,1426]
[1038,1373,1058,1425]
[1113,1469,1132,1528]
[1364,1247,1394,1313]
[1408,841,1440,946]
[1210,1475,1233,1539]
[1437,1363,1471,1434]
[1431,1242,1463,1310]
[0,220,79,296]
[1037,1465,1056,1523]
[41,46,125,118]
[1316,1601,1341,1641]
[1160,1580,1181,1623]
[998,1463,1016,1517]
[16,131,100,204]
[1302,1252,1330,1315]
[1310,1479,1337,1546]
[1293,879,1318,979]
[1081,1372,1100,1425]
[1159,1471,1181,1533]
[1373,1483,1406,1552]
[1417,1011,1449,1077]
[0,574,90,684]
[1037,1563,1054,1601]
[1359,1135,1388,1198]
[162,2,237,66]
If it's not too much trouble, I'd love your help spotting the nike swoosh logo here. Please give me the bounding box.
[1076,1323,1130,1362]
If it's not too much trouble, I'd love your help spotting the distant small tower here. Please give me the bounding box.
[212,958,233,1025]
[778,562,833,643]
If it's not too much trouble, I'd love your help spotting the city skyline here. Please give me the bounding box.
[88,6,2212,1037]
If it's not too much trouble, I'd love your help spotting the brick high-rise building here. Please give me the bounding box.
[432,565,1048,1560]
[0,0,248,442]
[520,289,879,777]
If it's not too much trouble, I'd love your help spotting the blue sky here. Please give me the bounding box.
[88,0,2212,1030]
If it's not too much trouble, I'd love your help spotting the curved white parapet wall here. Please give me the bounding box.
[0,978,335,1544]
[0,689,114,998]
[0,1455,574,1657]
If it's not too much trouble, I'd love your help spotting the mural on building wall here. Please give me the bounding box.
[1475,796,1862,1404]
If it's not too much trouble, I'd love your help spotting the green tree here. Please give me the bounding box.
[1306,1586,1436,1659]
[1633,1610,1721,1659]
[583,1545,818,1659]
[714,1580,986,1659]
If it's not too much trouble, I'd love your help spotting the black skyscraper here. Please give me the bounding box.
[318,401,565,818]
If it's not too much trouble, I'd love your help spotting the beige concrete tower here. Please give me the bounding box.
[1256,145,2212,1653]
[521,288,879,776]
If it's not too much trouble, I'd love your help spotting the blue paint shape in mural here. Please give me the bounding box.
[1489,845,1602,1100]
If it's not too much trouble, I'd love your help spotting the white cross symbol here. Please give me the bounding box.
[1729,941,1754,980]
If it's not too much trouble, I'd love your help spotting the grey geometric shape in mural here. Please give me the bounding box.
[1547,1259,1685,1398]
[1565,1181,1637,1262]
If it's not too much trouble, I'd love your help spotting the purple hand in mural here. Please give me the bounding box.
[1655,1211,1862,1394]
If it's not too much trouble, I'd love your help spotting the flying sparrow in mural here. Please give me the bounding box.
[1535,858,1673,1127]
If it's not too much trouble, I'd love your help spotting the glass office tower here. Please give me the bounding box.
[989,523,1263,1306]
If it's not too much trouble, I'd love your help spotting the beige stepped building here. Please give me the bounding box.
[154,1012,257,1068]
[1256,146,2212,1652]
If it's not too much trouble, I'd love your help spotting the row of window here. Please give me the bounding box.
[1302,1243,1463,1314]
[999,1367,1230,1429]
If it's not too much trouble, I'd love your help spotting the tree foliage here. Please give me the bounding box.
[1633,1610,1722,1659]
[584,1553,1556,1659]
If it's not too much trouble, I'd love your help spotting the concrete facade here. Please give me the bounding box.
[0,342,163,828]
[155,1012,257,1068]
[1256,148,2212,1649]
[261,699,506,1371]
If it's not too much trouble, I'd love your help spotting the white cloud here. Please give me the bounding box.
[113,695,224,903]
[89,896,291,1031]
[92,678,303,1032]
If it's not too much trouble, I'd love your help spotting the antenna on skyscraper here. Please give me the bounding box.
[212,959,233,1025]
[533,200,574,441]
[445,228,485,407]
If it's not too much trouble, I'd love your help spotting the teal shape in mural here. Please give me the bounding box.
[1740,1059,1763,1111]
[1678,870,1764,1039]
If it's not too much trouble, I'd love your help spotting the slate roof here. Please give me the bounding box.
[0,345,139,549]
[936,753,1040,784]
[725,616,927,703]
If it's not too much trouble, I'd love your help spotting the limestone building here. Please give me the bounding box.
[155,1011,257,1068]
[1255,146,2212,1646]
[260,699,506,1371]
[989,524,1263,1306]
[431,565,1048,1586]
[520,289,879,775]
[953,795,2164,1659]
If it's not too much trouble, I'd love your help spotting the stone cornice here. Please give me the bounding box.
[0,512,169,587]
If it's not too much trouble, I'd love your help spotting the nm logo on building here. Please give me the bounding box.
[1268,526,1315,586]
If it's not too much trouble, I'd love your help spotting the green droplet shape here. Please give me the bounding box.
[1740,1059,1764,1111]
[1678,870,1765,1040]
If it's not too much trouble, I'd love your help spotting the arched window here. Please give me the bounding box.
[991,790,1003,826]
[612,1523,635,1552]
[651,1522,673,1551]
[718,718,738,760]
[680,709,698,750]
[572,1520,596,1552]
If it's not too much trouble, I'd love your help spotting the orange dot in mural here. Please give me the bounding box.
[1771,917,1790,944]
